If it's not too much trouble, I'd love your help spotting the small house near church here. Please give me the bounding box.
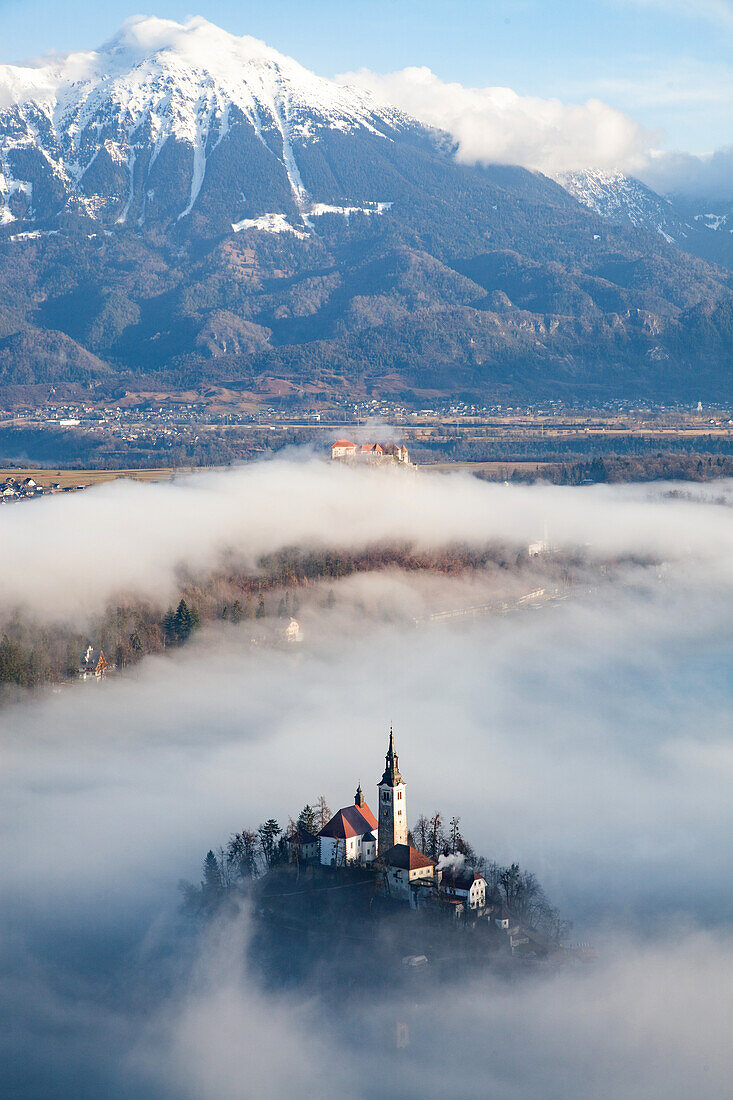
[382,844,436,902]
[285,826,319,864]
[440,866,487,911]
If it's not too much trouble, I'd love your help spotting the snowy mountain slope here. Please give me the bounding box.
[555,169,733,270]
[0,19,731,405]
[0,16,410,231]
[554,170,691,244]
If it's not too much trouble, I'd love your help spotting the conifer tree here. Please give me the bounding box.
[298,804,317,833]
[258,819,282,867]
[226,830,258,879]
[201,850,223,907]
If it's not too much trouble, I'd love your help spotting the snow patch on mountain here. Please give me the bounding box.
[694,212,731,232]
[231,212,308,238]
[309,201,392,217]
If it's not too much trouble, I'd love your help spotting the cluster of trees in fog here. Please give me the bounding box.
[482,453,733,485]
[410,810,567,939]
[0,543,544,700]
[180,797,333,914]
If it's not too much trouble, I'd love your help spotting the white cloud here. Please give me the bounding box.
[340,65,733,195]
[340,65,654,175]
[641,145,733,199]
[2,462,733,622]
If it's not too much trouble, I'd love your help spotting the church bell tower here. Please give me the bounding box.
[377,727,407,857]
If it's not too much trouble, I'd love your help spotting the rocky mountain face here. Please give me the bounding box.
[0,17,731,406]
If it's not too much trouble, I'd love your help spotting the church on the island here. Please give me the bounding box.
[292,728,483,911]
[286,728,489,912]
[316,727,415,869]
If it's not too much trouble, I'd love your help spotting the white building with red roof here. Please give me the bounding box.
[319,785,378,866]
[331,440,412,465]
[317,728,409,868]
[440,865,487,911]
[382,843,436,903]
[331,439,357,459]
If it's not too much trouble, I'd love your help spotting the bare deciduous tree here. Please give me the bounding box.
[314,795,332,831]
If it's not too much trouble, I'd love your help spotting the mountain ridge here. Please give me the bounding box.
[555,169,733,272]
[0,18,730,407]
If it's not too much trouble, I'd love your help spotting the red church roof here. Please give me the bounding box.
[319,802,377,839]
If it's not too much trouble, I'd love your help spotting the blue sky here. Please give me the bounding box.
[0,0,730,153]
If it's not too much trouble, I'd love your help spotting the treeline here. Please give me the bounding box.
[0,542,535,698]
[0,596,202,696]
[484,453,733,485]
[180,797,332,915]
[0,425,272,470]
[434,434,733,464]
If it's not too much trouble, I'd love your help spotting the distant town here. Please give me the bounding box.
[0,473,88,503]
[2,399,733,491]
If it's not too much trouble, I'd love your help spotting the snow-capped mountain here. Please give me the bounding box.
[554,170,692,245]
[0,16,410,232]
[0,18,730,407]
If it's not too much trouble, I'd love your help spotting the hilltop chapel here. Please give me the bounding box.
[310,729,434,882]
[286,728,489,911]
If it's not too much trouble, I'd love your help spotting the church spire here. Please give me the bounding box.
[377,726,407,858]
[380,725,403,787]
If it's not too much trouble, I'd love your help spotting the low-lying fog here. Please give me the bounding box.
[2,458,733,620]
[2,460,732,1097]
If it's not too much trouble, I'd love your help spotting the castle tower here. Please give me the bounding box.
[377,727,407,857]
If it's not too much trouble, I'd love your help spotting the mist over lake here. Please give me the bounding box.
[1,465,732,1098]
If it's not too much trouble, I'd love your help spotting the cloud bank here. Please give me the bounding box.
[2,554,732,1095]
[2,462,732,1095]
[642,144,733,200]
[2,459,733,621]
[342,65,653,176]
[340,67,731,196]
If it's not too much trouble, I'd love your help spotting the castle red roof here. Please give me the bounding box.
[332,439,355,448]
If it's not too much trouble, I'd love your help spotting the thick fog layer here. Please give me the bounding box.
[2,467,732,1097]
[1,459,733,620]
